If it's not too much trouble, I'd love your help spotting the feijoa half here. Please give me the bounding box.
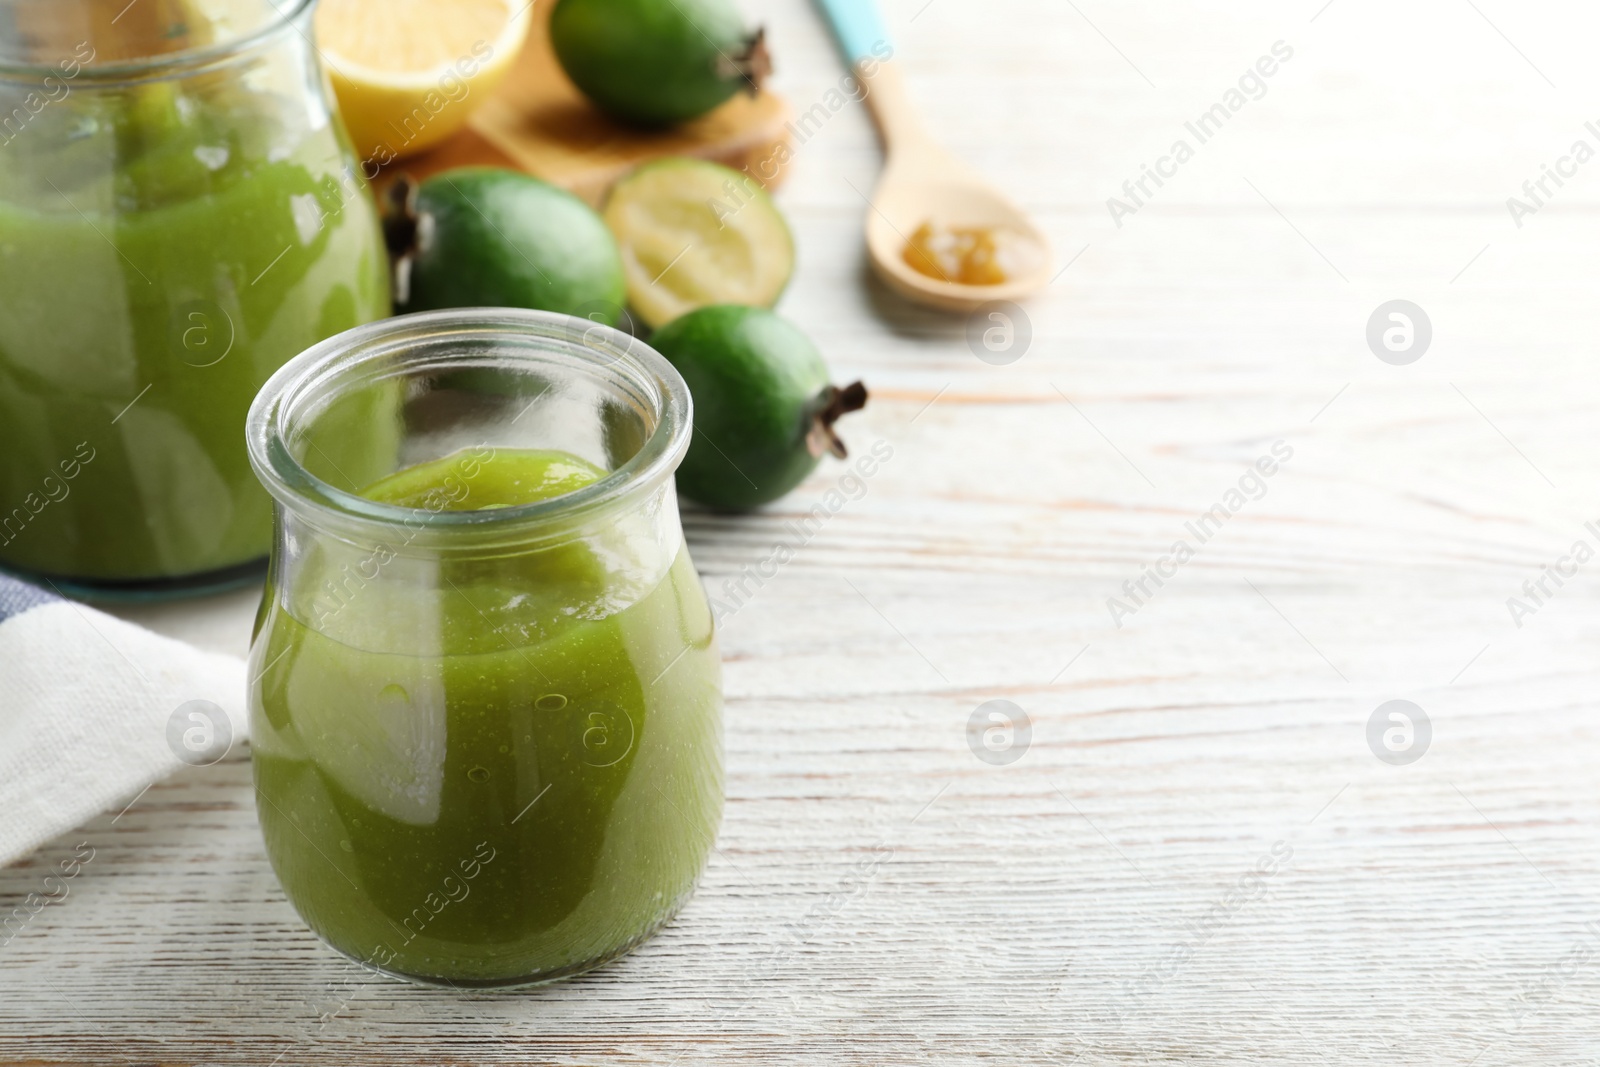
[549,0,770,127]
[387,167,626,324]
[603,158,794,330]
[649,305,866,510]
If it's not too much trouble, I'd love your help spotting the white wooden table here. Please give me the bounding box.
[7,1,1600,1062]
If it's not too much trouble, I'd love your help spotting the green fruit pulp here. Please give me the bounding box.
[550,0,752,126]
[650,306,830,510]
[603,157,794,329]
[251,447,722,986]
[402,168,625,324]
[0,77,389,584]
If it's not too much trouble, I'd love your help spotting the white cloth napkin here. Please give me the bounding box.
[0,574,248,868]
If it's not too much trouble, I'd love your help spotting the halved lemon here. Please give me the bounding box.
[314,0,533,163]
[602,158,794,330]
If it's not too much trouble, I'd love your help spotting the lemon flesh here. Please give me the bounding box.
[314,0,532,163]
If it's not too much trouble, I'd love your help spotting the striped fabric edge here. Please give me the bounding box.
[0,573,58,624]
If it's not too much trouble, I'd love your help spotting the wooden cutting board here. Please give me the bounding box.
[385,3,794,205]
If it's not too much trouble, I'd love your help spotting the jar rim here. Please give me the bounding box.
[0,0,316,85]
[246,307,693,541]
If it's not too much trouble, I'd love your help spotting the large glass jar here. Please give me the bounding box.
[0,0,389,594]
[244,309,724,987]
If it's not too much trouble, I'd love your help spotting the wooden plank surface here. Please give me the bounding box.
[7,0,1600,1063]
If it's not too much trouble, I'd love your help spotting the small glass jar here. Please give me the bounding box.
[0,0,389,594]
[245,308,723,988]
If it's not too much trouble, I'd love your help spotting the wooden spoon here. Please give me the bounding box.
[812,0,1050,313]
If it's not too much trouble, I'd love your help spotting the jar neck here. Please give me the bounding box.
[272,477,687,640]
[249,309,695,560]
[0,0,315,84]
[272,451,687,560]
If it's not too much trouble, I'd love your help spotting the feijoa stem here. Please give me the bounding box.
[722,28,772,96]
[805,380,868,459]
[381,175,421,306]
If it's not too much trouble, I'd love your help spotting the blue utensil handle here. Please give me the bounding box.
[811,0,892,68]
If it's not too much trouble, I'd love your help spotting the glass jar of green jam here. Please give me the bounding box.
[0,0,389,594]
[245,309,723,987]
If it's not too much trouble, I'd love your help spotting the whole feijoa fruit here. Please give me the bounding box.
[649,306,866,510]
[387,167,625,323]
[549,0,770,127]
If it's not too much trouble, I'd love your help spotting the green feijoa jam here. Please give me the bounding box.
[250,447,722,986]
[0,75,389,583]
